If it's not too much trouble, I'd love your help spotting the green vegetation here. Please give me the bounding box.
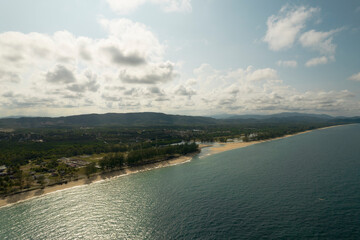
[0,137,199,195]
[99,153,124,170]
[0,112,357,196]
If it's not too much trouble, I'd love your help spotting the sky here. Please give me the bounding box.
[0,0,359,117]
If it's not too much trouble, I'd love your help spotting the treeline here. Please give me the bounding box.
[0,122,337,167]
[98,143,198,171]
[0,142,127,167]
[0,139,183,167]
[1,143,199,194]
[249,124,324,141]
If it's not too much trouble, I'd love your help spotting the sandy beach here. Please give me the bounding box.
[206,125,342,155]
[0,124,344,208]
[207,129,313,154]
[0,154,195,208]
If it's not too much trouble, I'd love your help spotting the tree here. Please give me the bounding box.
[85,162,97,178]
[37,175,45,188]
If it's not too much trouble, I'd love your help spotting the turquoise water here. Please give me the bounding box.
[1,124,360,239]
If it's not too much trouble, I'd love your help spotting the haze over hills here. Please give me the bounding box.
[0,112,359,129]
[0,112,217,128]
[211,112,334,120]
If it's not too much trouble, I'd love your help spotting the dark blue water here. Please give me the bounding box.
[0,124,359,239]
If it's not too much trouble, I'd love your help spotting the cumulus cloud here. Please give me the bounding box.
[106,0,192,15]
[264,5,343,68]
[174,85,196,99]
[122,88,137,96]
[248,68,278,81]
[154,96,170,102]
[277,60,298,68]
[2,91,14,98]
[0,70,21,83]
[45,65,76,84]
[264,5,319,51]
[0,18,169,78]
[67,80,100,93]
[349,72,360,81]
[299,28,342,55]
[102,46,146,66]
[147,87,166,97]
[0,10,357,117]
[305,56,332,67]
[99,18,165,62]
[300,28,341,67]
[177,64,358,115]
[0,92,82,110]
[101,93,122,102]
[0,17,179,115]
[119,62,175,84]
[148,86,162,94]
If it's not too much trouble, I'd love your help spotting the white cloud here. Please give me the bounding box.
[174,85,196,99]
[0,17,171,83]
[264,5,319,51]
[349,72,360,81]
[45,65,76,84]
[277,60,298,68]
[106,0,192,15]
[185,64,358,115]
[67,70,100,93]
[0,12,357,117]
[247,68,278,81]
[0,17,179,115]
[106,0,146,14]
[305,56,333,67]
[0,70,21,83]
[102,46,146,66]
[98,18,165,63]
[299,29,342,55]
[119,61,176,84]
[264,5,343,68]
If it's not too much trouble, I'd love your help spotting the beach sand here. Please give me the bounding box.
[0,124,343,208]
[206,125,345,155]
[0,154,195,208]
[207,130,313,154]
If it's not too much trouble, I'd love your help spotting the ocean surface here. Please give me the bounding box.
[0,124,360,239]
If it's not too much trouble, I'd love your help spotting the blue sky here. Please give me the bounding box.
[0,0,359,117]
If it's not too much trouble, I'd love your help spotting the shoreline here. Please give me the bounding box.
[0,153,196,208]
[206,124,343,155]
[0,124,347,208]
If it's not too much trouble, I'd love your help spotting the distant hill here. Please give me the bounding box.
[0,115,28,119]
[209,114,239,119]
[212,112,334,120]
[0,112,358,129]
[0,112,218,128]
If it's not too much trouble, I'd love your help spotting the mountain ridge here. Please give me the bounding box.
[211,112,334,120]
[0,112,359,129]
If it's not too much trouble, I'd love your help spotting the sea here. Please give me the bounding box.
[0,124,359,239]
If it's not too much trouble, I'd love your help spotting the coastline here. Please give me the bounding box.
[0,153,196,208]
[206,125,342,155]
[0,124,345,208]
